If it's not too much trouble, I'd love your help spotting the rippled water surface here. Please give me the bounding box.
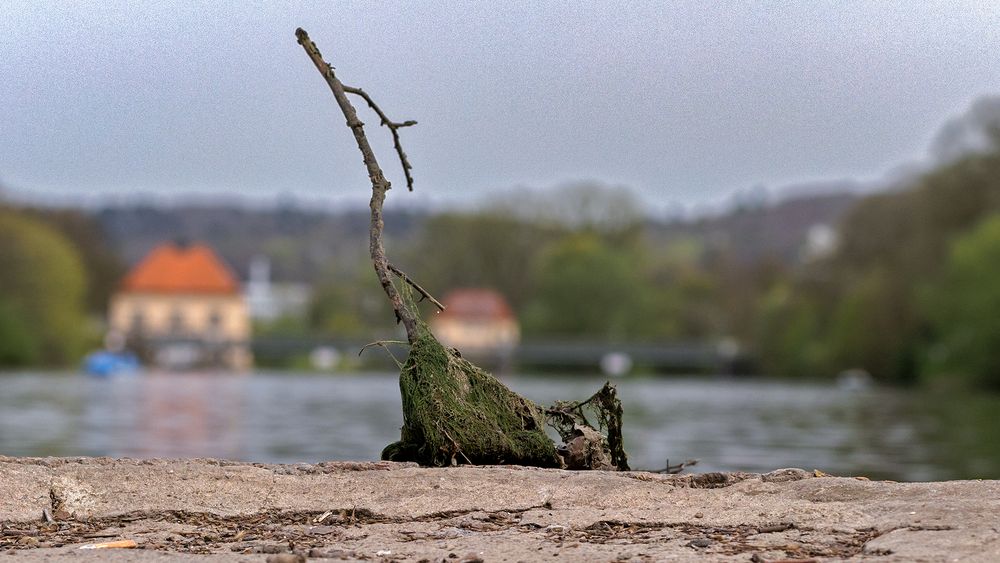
[2,371,998,481]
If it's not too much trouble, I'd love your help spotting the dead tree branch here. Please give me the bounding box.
[343,85,417,191]
[388,263,446,312]
[295,27,420,341]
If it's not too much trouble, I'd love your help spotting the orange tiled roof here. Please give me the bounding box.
[437,288,515,321]
[120,242,240,294]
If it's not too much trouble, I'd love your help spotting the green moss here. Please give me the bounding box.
[383,323,562,467]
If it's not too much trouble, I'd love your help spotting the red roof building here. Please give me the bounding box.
[108,242,251,370]
[431,288,520,355]
[120,243,240,294]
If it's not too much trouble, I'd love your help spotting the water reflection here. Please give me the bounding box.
[1,371,998,481]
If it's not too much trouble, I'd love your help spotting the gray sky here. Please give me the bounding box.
[3,1,1000,211]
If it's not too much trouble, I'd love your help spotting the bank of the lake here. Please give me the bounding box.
[2,457,998,562]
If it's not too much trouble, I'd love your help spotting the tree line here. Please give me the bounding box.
[305,145,1000,389]
[3,136,1000,389]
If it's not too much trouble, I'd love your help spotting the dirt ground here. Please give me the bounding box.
[2,456,998,562]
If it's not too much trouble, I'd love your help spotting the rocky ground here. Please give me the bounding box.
[1,456,998,562]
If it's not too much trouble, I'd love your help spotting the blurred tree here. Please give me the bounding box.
[27,209,124,314]
[309,258,398,340]
[0,297,39,365]
[752,283,830,377]
[638,239,726,341]
[825,268,917,382]
[406,211,563,311]
[922,214,1000,389]
[752,140,1000,383]
[0,211,90,365]
[522,233,648,340]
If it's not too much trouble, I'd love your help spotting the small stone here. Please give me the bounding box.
[53,508,72,520]
[694,512,704,518]
[309,548,354,559]
[686,538,711,548]
[761,468,811,483]
[266,555,305,563]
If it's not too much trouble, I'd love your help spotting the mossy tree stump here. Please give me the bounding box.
[296,29,628,470]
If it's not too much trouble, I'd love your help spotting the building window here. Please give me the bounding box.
[169,309,186,335]
[208,309,223,332]
[130,309,145,333]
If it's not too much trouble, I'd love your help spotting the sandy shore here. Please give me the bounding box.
[1,456,998,562]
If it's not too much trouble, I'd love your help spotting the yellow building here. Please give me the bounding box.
[430,288,520,357]
[107,242,251,370]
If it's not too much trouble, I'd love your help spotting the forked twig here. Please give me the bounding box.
[343,85,417,191]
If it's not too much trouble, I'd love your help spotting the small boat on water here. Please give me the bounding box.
[83,351,140,377]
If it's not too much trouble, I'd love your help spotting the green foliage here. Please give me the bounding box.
[26,209,124,313]
[523,233,648,341]
[922,214,1000,389]
[753,282,836,377]
[407,211,563,311]
[753,143,1000,384]
[825,268,917,382]
[0,298,39,365]
[638,240,727,341]
[0,211,90,366]
[309,259,397,339]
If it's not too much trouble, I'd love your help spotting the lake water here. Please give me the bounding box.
[1,371,998,481]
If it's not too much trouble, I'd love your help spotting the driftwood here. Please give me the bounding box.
[295,28,628,470]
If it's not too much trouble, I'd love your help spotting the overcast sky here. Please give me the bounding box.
[3,1,1000,211]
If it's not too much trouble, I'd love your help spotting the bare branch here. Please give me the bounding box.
[296,28,420,341]
[388,263,446,312]
[343,85,417,191]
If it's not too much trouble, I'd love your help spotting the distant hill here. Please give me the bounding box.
[649,192,859,265]
[89,191,858,286]
[93,205,427,283]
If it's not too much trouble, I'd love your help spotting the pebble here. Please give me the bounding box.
[309,548,355,559]
[761,468,811,483]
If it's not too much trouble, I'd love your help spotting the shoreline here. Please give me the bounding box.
[2,456,998,561]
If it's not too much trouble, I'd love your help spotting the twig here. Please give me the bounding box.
[441,427,474,465]
[388,263,446,311]
[358,340,408,368]
[651,459,699,474]
[343,85,417,191]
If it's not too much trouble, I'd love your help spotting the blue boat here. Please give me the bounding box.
[83,351,140,377]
